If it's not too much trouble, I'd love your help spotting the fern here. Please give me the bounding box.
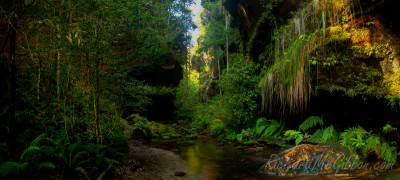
[299,116,323,131]
[380,142,397,163]
[322,125,334,143]
[284,130,302,140]
[37,162,55,171]
[383,124,398,134]
[19,146,41,163]
[350,134,366,148]
[365,135,381,151]
[255,118,268,136]
[64,140,89,168]
[295,135,304,145]
[308,129,323,143]
[0,162,25,177]
[19,134,50,162]
[255,118,283,138]
[284,130,304,145]
[340,126,367,147]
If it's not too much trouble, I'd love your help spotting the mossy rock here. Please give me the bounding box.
[259,144,355,175]
[126,114,148,125]
[162,135,171,139]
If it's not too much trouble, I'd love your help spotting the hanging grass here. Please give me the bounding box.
[260,0,356,115]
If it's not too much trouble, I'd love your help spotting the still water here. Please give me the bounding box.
[176,138,377,180]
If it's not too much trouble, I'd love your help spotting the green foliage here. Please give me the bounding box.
[308,129,323,143]
[216,54,260,128]
[175,70,202,116]
[380,142,397,163]
[383,124,398,134]
[340,126,398,162]
[0,134,55,179]
[340,126,367,147]
[255,118,284,139]
[284,130,304,145]
[0,162,28,179]
[299,116,324,131]
[190,54,260,133]
[209,119,224,136]
[235,128,254,143]
[385,95,400,112]
[322,125,334,143]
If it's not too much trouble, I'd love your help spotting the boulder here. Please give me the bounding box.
[259,144,352,175]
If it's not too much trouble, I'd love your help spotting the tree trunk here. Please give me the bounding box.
[94,53,101,145]
[8,12,17,154]
[218,57,221,95]
[225,12,229,73]
[57,51,60,101]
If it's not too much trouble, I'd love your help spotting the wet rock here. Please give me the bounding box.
[259,144,350,175]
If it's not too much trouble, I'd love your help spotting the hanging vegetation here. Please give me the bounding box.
[260,0,355,115]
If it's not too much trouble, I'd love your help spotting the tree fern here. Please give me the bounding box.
[299,116,323,131]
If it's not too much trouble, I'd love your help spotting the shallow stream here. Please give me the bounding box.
[151,137,397,180]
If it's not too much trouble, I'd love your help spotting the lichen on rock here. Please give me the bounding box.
[259,144,354,175]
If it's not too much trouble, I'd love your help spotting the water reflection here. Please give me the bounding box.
[178,139,265,180]
[177,138,372,180]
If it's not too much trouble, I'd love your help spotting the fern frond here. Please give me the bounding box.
[30,134,48,147]
[261,121,281,138]
[340,126,367,147]
[379,142,397,163]
[308,129,323,143]
[37,162,55,171]
[255,119,283,138]
[255,118,269,137]
[295,135,303,145]
[299,116,323,131]
[365,135,381,151]
[0,162,20,177]
[284,130,304,145]
[19,146,41,163]
[322,125,334,143]
[383,124,398,134]
[74,167,89,179]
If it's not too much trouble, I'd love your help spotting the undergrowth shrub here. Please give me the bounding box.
[209,119,224,136]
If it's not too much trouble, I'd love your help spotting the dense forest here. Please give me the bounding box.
[1,0,400,179]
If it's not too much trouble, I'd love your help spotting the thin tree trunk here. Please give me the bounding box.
[185,54,189,94]
[37,56,41,100]
[94,53,101,145]
[8,12,17,153]
[57,51,60,101]
[225,12,229,73]
[218,58,221,95]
